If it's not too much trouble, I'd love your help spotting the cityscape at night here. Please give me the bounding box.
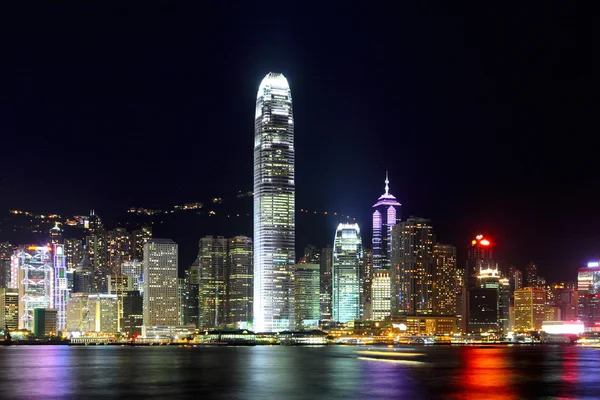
[5,2,595,399]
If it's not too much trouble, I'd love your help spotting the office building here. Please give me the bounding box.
[53,243,68,332]
[372,173,401,270]
[106,227,131,276]
[332,223,363,323]
[578,262,600,294]
[0,242,13,288]
[371,269,391,321]
[142,239,178,335]
[131,225,152,261]
[227,236,253,328]
[463,235,495,332]
[468,265,500,333]
[0,288,18,331]
[33,308,57,337]
[514,287,546,331]
[390,217,434,318]
[433,244,457,315]
[64,238,84,270]
[122,290,143,337]
[181,267,199,328]
[362,248,373,320]
[253,72,295,332]
[198,236,228,329]
[556,288,578,321]
[15,246,54,330]
[499,277,511,332]
[526,262,539,289]
[294,262,320,328]
[319,246,333,321]
[121,260,144,292]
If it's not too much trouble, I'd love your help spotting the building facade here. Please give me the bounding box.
[228,236,253,328]
[198,236,228,329]
[294,263,320,328]
[432,244,457,315]
[142,239,178,335]
[319,246,333,321]
[332,223,363,323]
[372,173,401,271]
[253,72,295,332]
[371,269,391,321]
[514,287,546,331]
[390,218,434,318]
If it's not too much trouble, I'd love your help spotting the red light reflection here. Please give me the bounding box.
[453,347,516,400]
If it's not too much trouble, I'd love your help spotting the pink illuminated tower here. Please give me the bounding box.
[372,172,401,270]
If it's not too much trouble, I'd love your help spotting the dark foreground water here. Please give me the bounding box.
[1,345,599,399]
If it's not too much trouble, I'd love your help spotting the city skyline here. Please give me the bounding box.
[9,3,592,284]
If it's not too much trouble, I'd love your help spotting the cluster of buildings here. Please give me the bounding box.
[0,72,597,342]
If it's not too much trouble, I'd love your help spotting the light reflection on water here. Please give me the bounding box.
[1,345,599,399]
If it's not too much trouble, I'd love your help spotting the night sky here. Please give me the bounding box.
[8,2,594,281]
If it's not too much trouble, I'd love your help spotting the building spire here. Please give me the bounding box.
[385,171,389,195]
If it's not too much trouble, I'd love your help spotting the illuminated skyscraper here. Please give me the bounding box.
[433,244,457,315]
[463,235,495,332]
[390,218,434,318]
[514,287,546,331]
[198,236,228,329]
[332,223,363,323]
[294,262,320,328]
[468,265,500,333]
[371,269,391,320]
[142,239,178,335]
[253,72,295,332]
[15,246,54,330]
[227,236,253,328]
[372,173,401,270]
[319,246,333,321]
[53,243,68,331]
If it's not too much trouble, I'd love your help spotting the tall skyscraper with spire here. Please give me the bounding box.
[253,72,295,332]
[372,173,401,270]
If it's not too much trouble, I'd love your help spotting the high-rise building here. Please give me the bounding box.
[131,225,152,261]
[526,262,539,289]
[332,223,363,323]
[371,269,391,321]
[177,278,186,326]
[362,248,373,320]
[15,246,54,330]
[122,290,143,337]
[498,278,511,332]
[227,236,253,328]
[433,244,457,315]
[508,266,523,297]
[33,308,57,337]
[49,223,63,245]
[107,227,131,276]
[253,72,295,332]
[181,265,199,328]
[108,274,131,329]
[64,238,84,270]
[0,288,19,331]
[468,265,500,333]
[319,246,333,321]
[0,242,12,289]
[463,235,495,332]
[390,217,434,318]
[514,287,546,331]
[294,262,320,328]
[73,253,94,293]
[578,261,600,294]
[53,243,68,332]
[142,239,178,335]
[121,260,143,293]
[372,173,401,271]
[198,236,228,329]
[556,288,578,321]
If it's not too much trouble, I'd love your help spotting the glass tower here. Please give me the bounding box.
[253,72,295,332]
[332,223,363,323]
[372,173,401,270]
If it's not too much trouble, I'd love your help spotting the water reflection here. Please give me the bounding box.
[453,346,516,400]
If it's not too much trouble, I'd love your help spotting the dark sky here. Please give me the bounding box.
[7,2,595,281]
